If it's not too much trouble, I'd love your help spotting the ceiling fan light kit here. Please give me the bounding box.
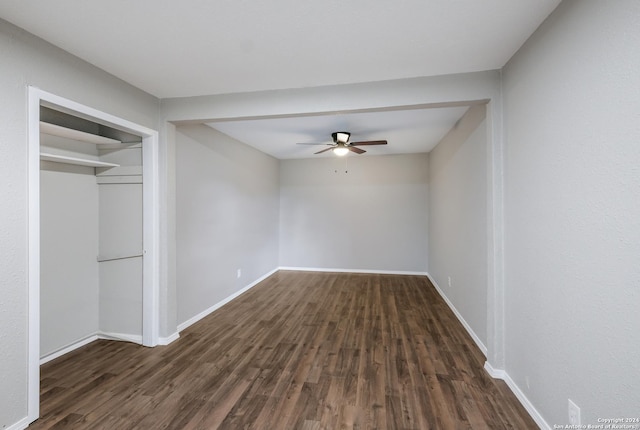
[299,131,388,156]
[333,145,349,156]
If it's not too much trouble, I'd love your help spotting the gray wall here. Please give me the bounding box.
[279,154,429,272]
[428,105,487,349]
[175,125,280,326]
[98,175,143,338]
[40,138,145,353]
[3,17,500,429]
[502,0,640,425]
[98,144,144,339]
[11,1,640,426]
[0,18,158,427]
[40,164,100,357]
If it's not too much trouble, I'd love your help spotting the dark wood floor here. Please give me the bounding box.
[31,271,536,429]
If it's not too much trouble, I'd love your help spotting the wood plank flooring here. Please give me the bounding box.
[31,271,537,429]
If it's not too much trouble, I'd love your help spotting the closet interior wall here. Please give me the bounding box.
[39,113,144,358]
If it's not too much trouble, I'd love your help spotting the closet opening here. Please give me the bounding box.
[27,87,160,424]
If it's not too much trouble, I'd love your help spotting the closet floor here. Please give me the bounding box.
[31,270,536,429]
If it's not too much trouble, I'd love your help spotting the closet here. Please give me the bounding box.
[39,106,145,359]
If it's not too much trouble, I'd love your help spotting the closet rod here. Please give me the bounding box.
[97,253,143,263]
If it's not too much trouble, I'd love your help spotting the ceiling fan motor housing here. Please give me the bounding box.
[332,131,351,144]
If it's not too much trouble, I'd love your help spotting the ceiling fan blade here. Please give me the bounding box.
[314,147,335,154]
[348,146,366,154]
[350,140,387,146]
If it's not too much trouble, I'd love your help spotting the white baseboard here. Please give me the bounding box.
[98,332,143,344]
[40,334,99,365]
[39,268,279,366]
[40,331,146,366]
[178,267,279,332]
[5,415,29,430]
[429,274,548,429]
[426,272,488,356]
[158,331,180,345]
[484,362,550,430]
[483,360,507,379]
[278,266,429,276]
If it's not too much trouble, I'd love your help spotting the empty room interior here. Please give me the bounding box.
[1,1,639,429]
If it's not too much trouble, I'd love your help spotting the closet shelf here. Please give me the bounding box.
[40,152,120,168]
[40,121,122,145]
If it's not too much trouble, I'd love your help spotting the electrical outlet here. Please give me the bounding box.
[448,276,452,287]
[237,269,241,279]
[525,376,530,390]
[568,399,581,425]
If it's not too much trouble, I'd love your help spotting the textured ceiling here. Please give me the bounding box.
[207,106,470,159]
[0,0,560,98]
[0,1,560,158]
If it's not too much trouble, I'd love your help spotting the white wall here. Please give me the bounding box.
[40,163,100,357]
[175,125,280,326]
[428,105,488,349]
[502,0,640,425]
[0,18,159,428]
[279,154,429,273]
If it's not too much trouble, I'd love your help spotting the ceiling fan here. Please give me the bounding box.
[297,131,387,156]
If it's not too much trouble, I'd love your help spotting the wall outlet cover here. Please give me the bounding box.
[568,399,581,425]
